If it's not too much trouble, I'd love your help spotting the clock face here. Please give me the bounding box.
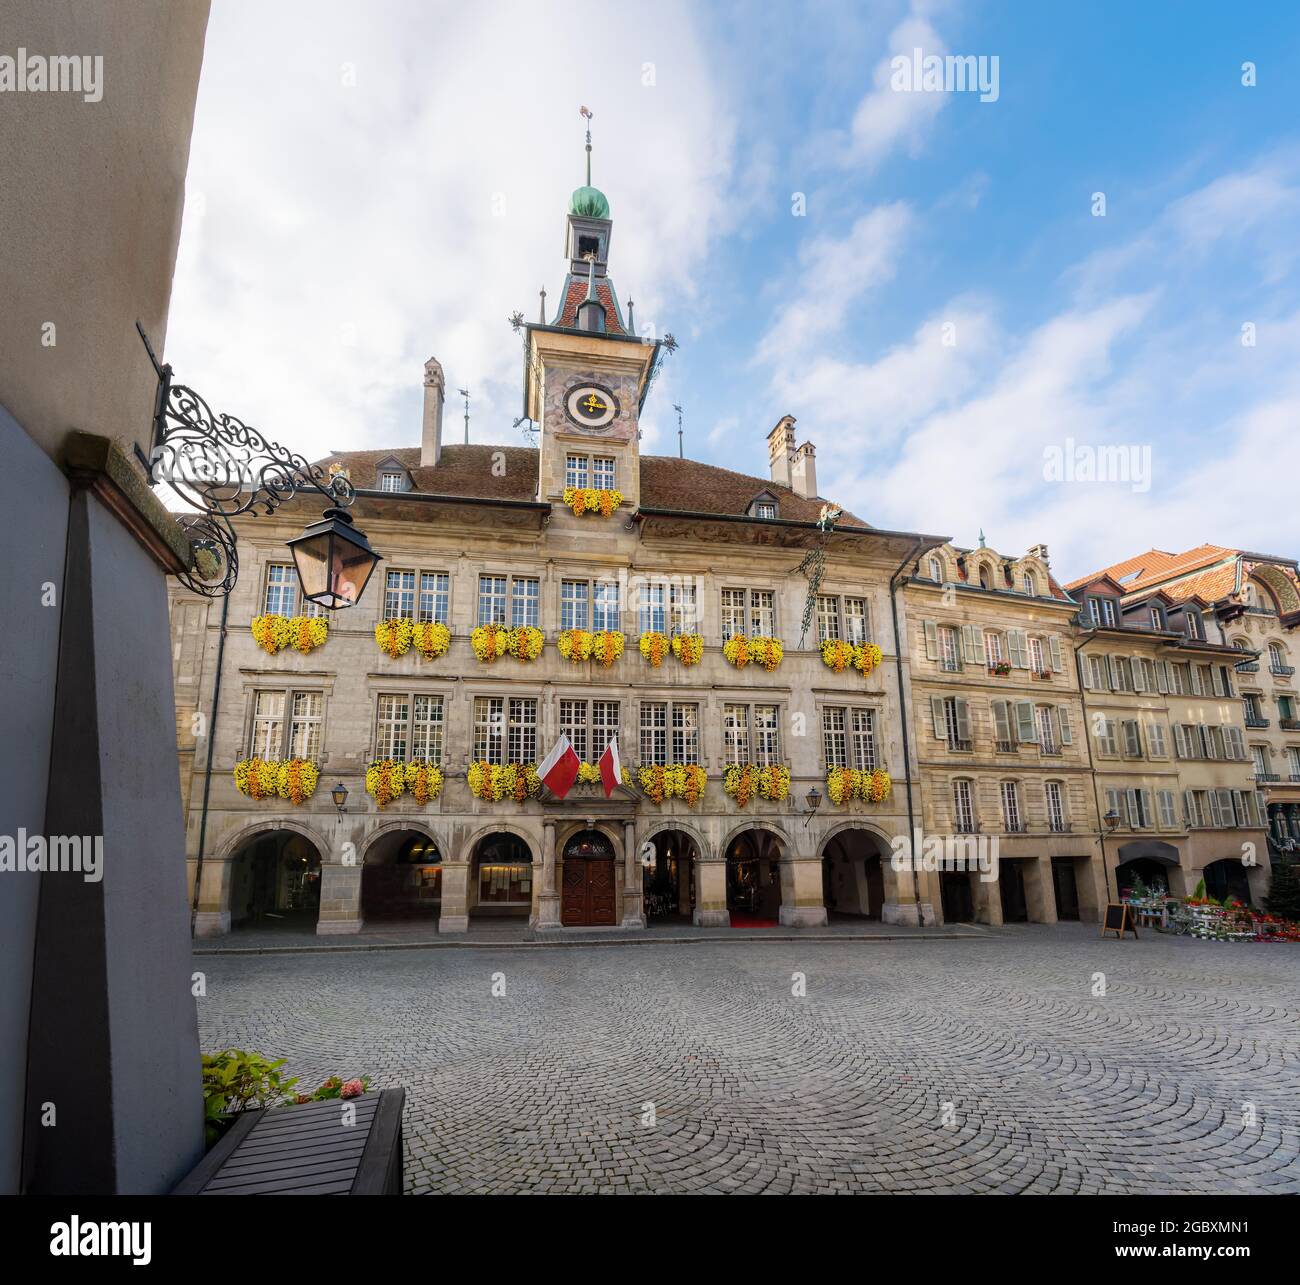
[565,384,619,431]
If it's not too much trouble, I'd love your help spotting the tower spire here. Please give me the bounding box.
[580,105,593,186]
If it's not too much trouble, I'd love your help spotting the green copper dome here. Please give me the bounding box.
[568,185,610,218]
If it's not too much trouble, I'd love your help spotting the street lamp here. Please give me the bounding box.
[287,508,381,610]
[331,782,349,817]
[1101,808,1121,902]
[1103,809,1121,832]
[803,785,822,828]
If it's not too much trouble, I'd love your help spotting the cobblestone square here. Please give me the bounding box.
[195,925,1300,1194]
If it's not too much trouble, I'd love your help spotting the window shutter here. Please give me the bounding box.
[1140,789,1154,829]
[1232,790,1247,827]
[1048,634,1063,672]
[1008,630,1028,668]
[1207,791,1222,827]
[1080,655,1093,689]
[1190,666,1203,696]
[1183,790,1194,826]
[1218,789,1236,826]
[1124,788,1139,826]
[924,620,939,661]
[1106,655,1119,690]
[1156,661,1170,694]
[955,698,971,743]
[1131,657,1146,692]
[992,700,1012,743]
[930,695,946,738]
[1015,700,1037,742]
[1057,706,1072,744]
[961,625,978,665]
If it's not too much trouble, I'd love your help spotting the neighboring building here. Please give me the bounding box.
[172,163,950,938]
[1,2,209,1193]
[904,541,1102,925]
[1066,572,1270,904]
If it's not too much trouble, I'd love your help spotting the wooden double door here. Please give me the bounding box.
[561,857,617,926]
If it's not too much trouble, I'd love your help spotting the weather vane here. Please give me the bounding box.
[580,105,593,184]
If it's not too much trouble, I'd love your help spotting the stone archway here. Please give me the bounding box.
[722,825,785,925]
[223,825,326,932]
[559,828,618,926]
[470,831,536,920]
[642,825,705,921]
[361,824,442,921]
[821,827,889,920]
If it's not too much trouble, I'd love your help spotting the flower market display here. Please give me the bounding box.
[637,763,708,807]
[722,634,784,671]
[825,766,892,806]
[468,761,541,803]
[670,633,704,666]
[470,624,544,663]
[561,486,623,517]
[234,758,320,805]
[723,763,791,806]
[251,614,328,656]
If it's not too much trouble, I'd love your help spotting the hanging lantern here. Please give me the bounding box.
[287,507,381,610]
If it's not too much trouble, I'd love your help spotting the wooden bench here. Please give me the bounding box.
[174,1088,404,1195]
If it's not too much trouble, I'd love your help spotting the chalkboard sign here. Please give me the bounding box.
[1101,902,1138,939]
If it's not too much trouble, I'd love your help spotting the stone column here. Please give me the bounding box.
[534,820,562,931]
[694,858,729,927]
[1025,857,1057,924]
[317,862,363,934]
[192,857,233,937]
[439,860,470,934]
[880,847,936,926]
[621,819,645,928]
[779,858,829,928]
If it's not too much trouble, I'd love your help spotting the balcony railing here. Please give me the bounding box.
[1003,821,1026,833]
[1245,716,1270,728]
[1235,660,1259,672]
[1048,820,1071,833]
[1291,773,1300,783]
[1271,664,1296,676]
[954,821,980,834]
[1040,745,1062,757]
[1279,718,1300,731]
[1255,772,1281,783]
[947,738,974,752]
[994,740,1017,754]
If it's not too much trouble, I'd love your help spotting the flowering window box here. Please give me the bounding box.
[988,662,1011,677]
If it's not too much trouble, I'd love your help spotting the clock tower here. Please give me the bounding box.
[522,110,659,513]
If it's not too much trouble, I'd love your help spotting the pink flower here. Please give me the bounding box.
[341,1079,365,1099]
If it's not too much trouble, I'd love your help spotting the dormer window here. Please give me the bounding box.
[756,502,777,520]
[1186,611,1203,640]
[1023,571,1037,596]
[928,556,943,582]
[379,471,406,493]
[1088,596,1117,627]
[1149,605,1164,630]
[979,564,992,590]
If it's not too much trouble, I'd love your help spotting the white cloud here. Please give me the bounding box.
[167,0,737,460]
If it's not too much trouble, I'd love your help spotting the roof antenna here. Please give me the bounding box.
[580,105,593,185]
[458,387,470,445]
[673,403,684,458]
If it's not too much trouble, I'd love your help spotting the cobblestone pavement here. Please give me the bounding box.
[195,924,1300,1194]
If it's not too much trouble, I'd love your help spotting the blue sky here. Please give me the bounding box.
[169,0,1300,580]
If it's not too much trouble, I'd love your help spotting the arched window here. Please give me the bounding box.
[1269,642,1288,673]
[1023,570,1037,596]
[978,563,992,589]
[928,555,943,582]
[1232,637,1249,650]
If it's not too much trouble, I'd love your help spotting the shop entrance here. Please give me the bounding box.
[999,860,1029,923]
[821,828,886,919]
[726,829,783,926]
[228,829,322,930]
[1051,857,1080,921]
[362,830,442,920]
[644,829,697,921]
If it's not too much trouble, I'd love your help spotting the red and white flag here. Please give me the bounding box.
[597,737,622,799]
[538,732,580,800]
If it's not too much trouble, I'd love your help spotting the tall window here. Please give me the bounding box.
[374,694,441,762]
[938,626,960,672]
[289,692,322,760]
[928,556,943,582]
[721,588,746,639]
[1037,706,1058,753]
[1045,781,1067,831]
[561,580,589,632]
[560,699,620,762]
[507,697,537,762]
[669,582,697,636]
[263,563,322,618]
[822,706,847,768]
[721,587,775,638]
[418,573,449,624]
[474,697,504,763]
[672,704,700,763]
[1288,747,1300,779]
[640,582,667,634]
[640,702,667,765]
[953,780,975,832]
[723,704,750,765]
[592,457,616,489]
[1029,637,1045,672]
[594,579,620,632]
[375,694,410,759]
[985,631,1005,667]
[565,455,589,489]
[1022,571,1037,595]
[851,708,877,770]
[1001,781,1022,831]
[1186,611,1203,640]
[844,597,869,645]
[478,575,507,626]
[384,570,416,620]
[412,695,444,762]
[816,597,840,643]
[250,691,285,759]
[1158,790,1177,828]
[750,590,775,635]
[511,578,539,628]
[561,698,589,761]
[594,700,620,756]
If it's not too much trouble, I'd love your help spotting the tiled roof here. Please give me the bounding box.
[316,445,867,525]
[556,278,624,334]
[1064,544,1232,595]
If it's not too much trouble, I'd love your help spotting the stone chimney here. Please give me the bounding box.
[767,415,796,488]
[791,441,818,499]
[1027,542,1050,566]
[421,356,445,468]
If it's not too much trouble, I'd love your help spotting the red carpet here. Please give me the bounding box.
[729,914,779,928]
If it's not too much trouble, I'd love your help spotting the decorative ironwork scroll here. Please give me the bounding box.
[795,504,842,648]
